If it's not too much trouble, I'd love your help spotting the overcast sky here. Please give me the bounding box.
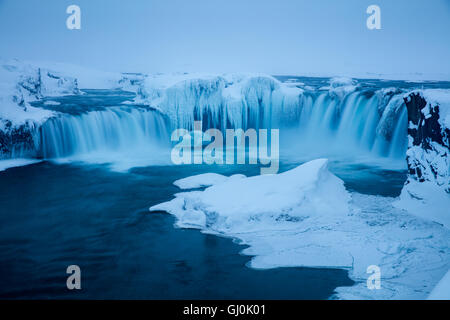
[0,0,449,78]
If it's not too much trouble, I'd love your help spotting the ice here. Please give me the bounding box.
[428,270,450,300]
[150,159,450,299]
[43,101,61,106]
[324,77,358,99]
[123,72,304,130]
[0,158,41,172]
[151,159,350,229]
[173,173,245,190]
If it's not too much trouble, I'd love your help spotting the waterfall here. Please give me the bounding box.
[38,107,171,159]
[25,86,408,166]
[280,90,408,161]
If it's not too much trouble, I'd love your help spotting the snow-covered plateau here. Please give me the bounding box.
[1,60,449,299]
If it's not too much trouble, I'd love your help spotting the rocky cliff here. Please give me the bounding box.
[395,90,450,227]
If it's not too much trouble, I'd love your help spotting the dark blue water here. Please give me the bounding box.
[0,162,355,299]
[1,84,411,299]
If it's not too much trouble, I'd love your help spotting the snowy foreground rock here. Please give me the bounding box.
[151,159,450,300]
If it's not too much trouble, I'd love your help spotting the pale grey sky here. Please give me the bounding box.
[0,0,449,78]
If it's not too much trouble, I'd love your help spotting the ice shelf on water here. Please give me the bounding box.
[150,159,450,300]
[0,158,41,172]
[174,172,246,190]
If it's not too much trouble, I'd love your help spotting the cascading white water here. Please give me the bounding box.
[280,91,408,161]
[39,107,171,159]
[33,87,407,167]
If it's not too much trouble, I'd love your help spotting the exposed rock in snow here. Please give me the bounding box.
[150,159,450,299]
[395,91,450,228]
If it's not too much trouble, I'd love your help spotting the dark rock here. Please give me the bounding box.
[0,121,37,158]
[403,92,449,190]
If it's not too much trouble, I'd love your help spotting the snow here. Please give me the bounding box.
[43,101,61,106]
[150,159,450,300]
[395,179,450,228]
[421,89,450,129]
[0,59,126,130]
[31,61,122,89]
[404,89,450,129]
[173,173,245,189]
[0,59,80,129]
[151,159,350,229]
[0,158,41,172]
[325,77,358,99]
[428,270,450,300]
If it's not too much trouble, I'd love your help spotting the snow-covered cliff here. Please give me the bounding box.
[395,90,450,228]
[0,60,80,156]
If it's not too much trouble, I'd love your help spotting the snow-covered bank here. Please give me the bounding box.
[150,159,450,300]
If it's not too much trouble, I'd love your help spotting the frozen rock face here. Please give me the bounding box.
[0,60,80,158]
[395,91,450,227]
[404,91,449,189]
[0,121,37,157]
